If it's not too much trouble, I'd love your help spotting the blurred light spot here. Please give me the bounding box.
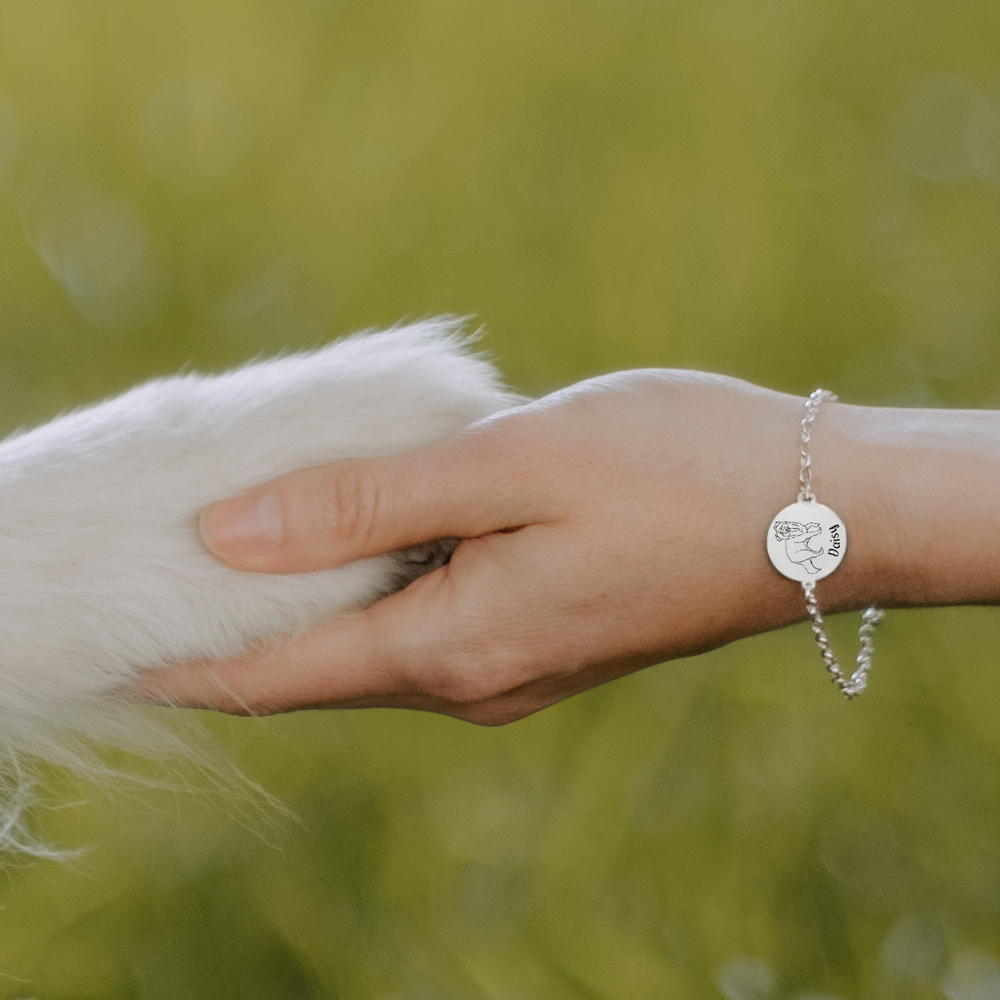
[942,949,1000,1000]
[139,75,252,186]
[881,912,945,980]
[28,185,167,331]
[0,94,20,180]
[966,93,1000,184]
[781,98,862,190]
[818,810,900,899]
[426,759,543,869]
[717,956,775,1000]
[899,290,987,379]
[320,61,437,177]
[891,73,980,182]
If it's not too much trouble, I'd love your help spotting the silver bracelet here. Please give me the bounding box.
[765,389,884,699]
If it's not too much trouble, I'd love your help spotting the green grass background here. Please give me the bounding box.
[1,0,1000,996]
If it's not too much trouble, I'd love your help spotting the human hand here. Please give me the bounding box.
[131,368,986,723]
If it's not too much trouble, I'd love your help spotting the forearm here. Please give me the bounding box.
[817,402,1000,612]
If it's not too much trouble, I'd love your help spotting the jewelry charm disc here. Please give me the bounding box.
[766,501,847,583]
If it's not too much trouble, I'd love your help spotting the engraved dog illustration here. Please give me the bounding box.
[772,520,825,574]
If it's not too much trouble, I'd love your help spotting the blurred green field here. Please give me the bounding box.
[1,0,1000,996]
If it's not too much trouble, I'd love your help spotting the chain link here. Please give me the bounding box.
[797,389,884,699]
[803,582,884,698]
[798,388,838,503]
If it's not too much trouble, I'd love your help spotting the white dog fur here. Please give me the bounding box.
[0,318,518,852]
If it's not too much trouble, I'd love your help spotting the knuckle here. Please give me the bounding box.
[419,641,522,707]
[303,462,381,553]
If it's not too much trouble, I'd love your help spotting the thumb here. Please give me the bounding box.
[198,422,548,573]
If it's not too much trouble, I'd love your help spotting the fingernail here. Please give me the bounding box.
[200,493,283,558]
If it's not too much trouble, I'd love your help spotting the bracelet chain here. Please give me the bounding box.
[803,581,884,699]
[798,389,884,699]
[798,388,836,503]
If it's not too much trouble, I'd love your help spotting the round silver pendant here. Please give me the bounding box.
[766,500,847,583]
